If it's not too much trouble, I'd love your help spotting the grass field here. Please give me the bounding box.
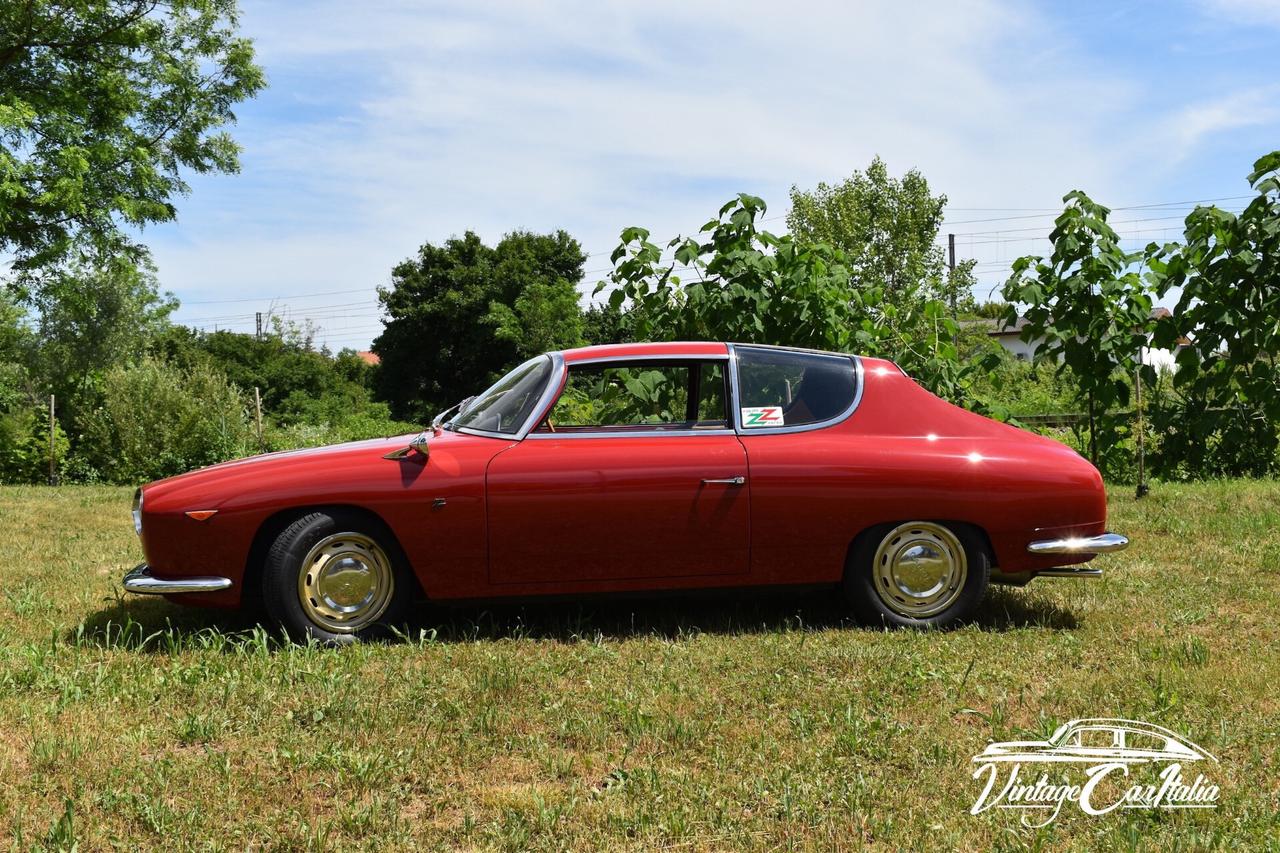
[1,483,1278,850]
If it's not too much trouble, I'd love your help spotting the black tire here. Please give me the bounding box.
[261,511,413,644]
[843,521,991,629]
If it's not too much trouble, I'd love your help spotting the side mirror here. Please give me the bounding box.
[383,431,430,463]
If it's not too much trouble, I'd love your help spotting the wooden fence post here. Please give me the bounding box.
[48,394,56,486]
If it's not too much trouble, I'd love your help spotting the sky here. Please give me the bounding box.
[149,0,1280,352]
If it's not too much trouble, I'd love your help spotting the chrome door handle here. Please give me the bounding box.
[701,476,745,486]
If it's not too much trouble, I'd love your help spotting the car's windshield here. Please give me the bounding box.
[450,356,553,435]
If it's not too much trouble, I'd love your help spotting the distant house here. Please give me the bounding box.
[356,350,381,366]
[982,308,1186,371]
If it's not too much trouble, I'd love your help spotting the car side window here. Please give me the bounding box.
[736,347,856,429]
[541,361,729,432]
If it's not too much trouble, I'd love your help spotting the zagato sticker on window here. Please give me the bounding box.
[741,406,784,428]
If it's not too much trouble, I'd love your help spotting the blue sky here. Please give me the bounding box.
[150,0,1280,351]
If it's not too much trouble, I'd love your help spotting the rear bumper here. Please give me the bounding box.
[1026,532,1129,556]
[123,563,232,595]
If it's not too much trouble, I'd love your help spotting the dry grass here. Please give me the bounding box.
[1,482,1278,850]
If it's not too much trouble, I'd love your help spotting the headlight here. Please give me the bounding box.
[132,489,143,536]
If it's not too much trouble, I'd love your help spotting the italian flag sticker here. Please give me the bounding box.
[741,406,784,428]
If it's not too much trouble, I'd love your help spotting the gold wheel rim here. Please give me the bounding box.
[872,522,967,619]
[297,532,394,633]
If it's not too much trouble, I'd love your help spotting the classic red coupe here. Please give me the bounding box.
[124,342,1127,642]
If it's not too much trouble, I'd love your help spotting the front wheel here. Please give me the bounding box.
[262,511,412,644]
[843,521,990,629]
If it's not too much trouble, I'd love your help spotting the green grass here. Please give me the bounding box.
[1,482,1279,850]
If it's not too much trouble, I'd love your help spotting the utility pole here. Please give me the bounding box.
[947,233,956,309]
[948,233,957,345]
[255,312,263,341]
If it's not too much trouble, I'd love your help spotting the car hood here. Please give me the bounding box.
[141,429,505,510]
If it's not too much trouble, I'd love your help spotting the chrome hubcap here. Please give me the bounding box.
[872,522,967,618]
[297,532,394,633]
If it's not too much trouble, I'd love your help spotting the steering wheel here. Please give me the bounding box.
[545,418,556,433]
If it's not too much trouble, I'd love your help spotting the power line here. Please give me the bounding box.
[179,299,382,324]
[939,195,1251,226]
[181,287,378,305]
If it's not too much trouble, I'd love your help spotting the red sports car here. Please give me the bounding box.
[124,342,1127,642]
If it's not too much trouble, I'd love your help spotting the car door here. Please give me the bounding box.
[486,357,750,585]
[730,346,863,584]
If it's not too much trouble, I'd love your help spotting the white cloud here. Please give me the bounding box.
[1204,0,1280,27]
[149,0,1269,346]
[1163,86,1280,162]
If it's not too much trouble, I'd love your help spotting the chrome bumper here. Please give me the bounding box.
[1026,532,1129,555]
[123,563,232,595]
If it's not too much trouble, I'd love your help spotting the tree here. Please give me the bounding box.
[155,326,371,419]
[1001,191,1154,467]
[0,292,34,408]
[486,278,584,360]
[600,194,980,403]
[581,302,633,345]
[0,0,265,272]
[31,252,176,424]
[374,230,587,420]
[1146,150,1280,477]
[787,157,949,300]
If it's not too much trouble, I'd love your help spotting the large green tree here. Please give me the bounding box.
[0,0,264,272]
[787,156,955,302]
[32,252,177,423]
[601,194,982,403]
[374,230,587,420]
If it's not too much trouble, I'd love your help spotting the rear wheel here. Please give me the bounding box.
[262,511,412,644]
[844,521,990,628]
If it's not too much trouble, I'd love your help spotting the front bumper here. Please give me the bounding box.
[123,563,232,595]
[1026,532,1129,556]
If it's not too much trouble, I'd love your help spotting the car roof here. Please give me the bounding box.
[558,341,864,364]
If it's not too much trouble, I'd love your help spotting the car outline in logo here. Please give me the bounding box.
[972,718,1217,765]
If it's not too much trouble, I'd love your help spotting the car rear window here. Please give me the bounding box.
[736,347,857,429]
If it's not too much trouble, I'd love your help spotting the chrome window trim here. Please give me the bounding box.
[459,345,868,441]
[455,353,563,441]
[519,352,733,439]
[526,429,736,440]
[563,352,730,366]
[728,343,865,436]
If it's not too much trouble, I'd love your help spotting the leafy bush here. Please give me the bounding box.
[263,410,418,452]
[0,403,68,484]
[966,349,1079,419]
[77,358,254,484]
